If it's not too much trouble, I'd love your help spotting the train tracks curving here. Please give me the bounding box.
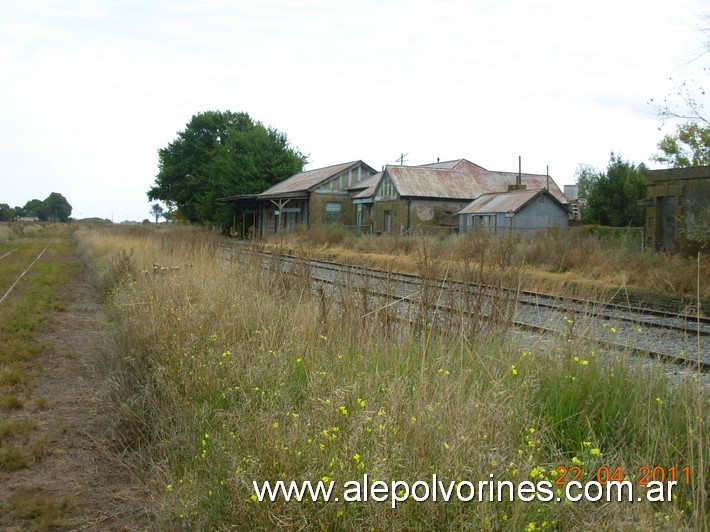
[221,242,709,372]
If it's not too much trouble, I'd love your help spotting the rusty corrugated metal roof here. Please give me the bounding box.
[259,161,369,198]
[351,172,382,199]
[418,159,473,169]
[459,189,560,215]
[348,172,380,191]
[385,159,567,202]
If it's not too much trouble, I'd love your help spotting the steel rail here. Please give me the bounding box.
[222,242,708,370]
[0,248,18,260]
[0,247,48,305]
[225,242,709,333]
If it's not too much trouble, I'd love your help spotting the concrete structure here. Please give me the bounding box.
[458,188,569,235]
[564,184,584,221]
[641,166,710,251]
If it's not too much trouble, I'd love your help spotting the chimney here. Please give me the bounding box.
[508,155,527,191]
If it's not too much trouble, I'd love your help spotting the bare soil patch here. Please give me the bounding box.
[0,253,154,530]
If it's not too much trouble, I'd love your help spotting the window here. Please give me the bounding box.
[325,202,341,224]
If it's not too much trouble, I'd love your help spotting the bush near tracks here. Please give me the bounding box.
[78,225,708,530]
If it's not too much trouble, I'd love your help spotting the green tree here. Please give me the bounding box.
[0,204,15,221]
[148,110,308,226]
[22,199,45,219]
[150,203,164,225]
[42,192,72,222]
[582,153,647,227]
[652,122,710,167]
[574,163,601,198]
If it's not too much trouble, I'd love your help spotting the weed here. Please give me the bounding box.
[8,490,77,530]
[33,397,48,410]
[0,395,22,409]
[0,367,28,386]
[0,445,27,470]
[28,432,50,460]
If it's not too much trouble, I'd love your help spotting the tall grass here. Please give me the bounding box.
[272,225,710,303]
[78,225,708,530]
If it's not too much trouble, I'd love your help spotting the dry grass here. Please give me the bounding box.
[78,225,709,530]
[269,225,710,306]
[0,395,22,410]
[7,491,77,531]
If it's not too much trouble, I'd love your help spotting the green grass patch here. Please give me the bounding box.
[0,226,78,479]
[0,226,78,392]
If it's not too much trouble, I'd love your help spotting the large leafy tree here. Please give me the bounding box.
[22,199,45,218]
[42,192,72,221]
[652,121,710,167]
[0,204,15,221]
[582,153,647,227]
[148,111,308,225]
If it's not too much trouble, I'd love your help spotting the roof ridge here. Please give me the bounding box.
[299,160,360,174]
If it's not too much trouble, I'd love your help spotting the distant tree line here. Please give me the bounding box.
[0,192,72,222]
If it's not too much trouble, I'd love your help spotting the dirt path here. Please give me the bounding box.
[0,253,154,530]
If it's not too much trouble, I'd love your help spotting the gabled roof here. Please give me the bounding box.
[351,172,382,200]
[259,160,375,199]
[382,159,567,202]
[418,158,481,170]
[485,171,567,203]
[458,188,567,215]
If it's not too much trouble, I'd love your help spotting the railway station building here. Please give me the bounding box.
[218,160,377,238]
[219,157,569,237]
[356,159,568,235]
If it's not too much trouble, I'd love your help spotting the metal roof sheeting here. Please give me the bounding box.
[458,189,565,215]
[351,172,382,199]
[418,159,469,169]
[384,159,567,202]
[259,161,365,198]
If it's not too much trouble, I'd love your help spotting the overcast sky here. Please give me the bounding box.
[2,0,709,221]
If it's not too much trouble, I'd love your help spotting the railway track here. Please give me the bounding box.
[0,248,18,260]
[221,242,709,371]
[0,246,48,305]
